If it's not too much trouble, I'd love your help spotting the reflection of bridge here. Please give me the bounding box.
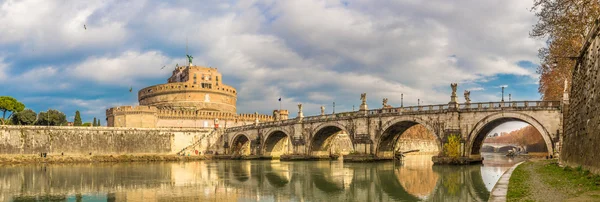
[1,159,494,201]
[222,99,562,162]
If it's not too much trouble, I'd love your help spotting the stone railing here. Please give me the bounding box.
[225,100,562,133]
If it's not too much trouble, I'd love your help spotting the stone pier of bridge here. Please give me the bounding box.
[220,98,563,163]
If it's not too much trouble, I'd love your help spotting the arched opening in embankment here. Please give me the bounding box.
[263,131,290,158]
[377,120,441,159]
[310,125,354,158]
[231,134,251,156]
[468,114,551,158]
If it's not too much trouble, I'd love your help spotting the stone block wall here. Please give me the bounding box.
[0,126,214,155]
[562,20,600,174]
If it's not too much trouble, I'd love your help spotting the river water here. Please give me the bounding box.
[0,153,524,202]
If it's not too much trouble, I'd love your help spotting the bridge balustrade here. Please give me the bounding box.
[224,100,562,132]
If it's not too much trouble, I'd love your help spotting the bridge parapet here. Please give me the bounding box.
[225,100,561,133]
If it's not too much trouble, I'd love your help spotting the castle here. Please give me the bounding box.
[106,63,288,128]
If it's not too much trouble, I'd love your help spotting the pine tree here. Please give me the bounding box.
[93,117,97,127]
[97,119,101,127]
[74,111,82,126]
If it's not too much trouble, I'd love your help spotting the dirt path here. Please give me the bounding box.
[521,162,567,201]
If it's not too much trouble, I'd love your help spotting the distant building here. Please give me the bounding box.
[67,122,74,126]
[106,64,283,128]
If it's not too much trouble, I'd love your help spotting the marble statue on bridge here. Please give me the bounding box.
[464,90,471,104]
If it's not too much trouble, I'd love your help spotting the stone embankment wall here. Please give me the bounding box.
[562,20,600,174]
[0,126,215,155]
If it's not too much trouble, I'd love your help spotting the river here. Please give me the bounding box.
[0,153,525,202]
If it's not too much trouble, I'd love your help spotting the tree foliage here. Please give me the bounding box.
[74,111,82,126]
[531,0,600,100]
[484,125,548,152]
[36,109,67,126]
[82,122,92,127]
[93,117,97,127]
[11,109,37,125]
[0,96,25,124]
[444,134,461,158]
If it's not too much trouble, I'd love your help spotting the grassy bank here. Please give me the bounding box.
[507,160,600,201]
[0,154,206,164]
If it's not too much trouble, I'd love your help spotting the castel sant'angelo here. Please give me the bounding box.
[106,57,288,128]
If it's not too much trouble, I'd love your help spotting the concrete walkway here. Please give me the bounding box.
[488,161,524,202]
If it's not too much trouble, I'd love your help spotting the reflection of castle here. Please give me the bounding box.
[106,65,288,128]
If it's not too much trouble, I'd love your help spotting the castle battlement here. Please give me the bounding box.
[106,106,158,116]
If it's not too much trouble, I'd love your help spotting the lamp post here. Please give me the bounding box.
[509,94,512,102]
[401,93,404,107]
[333,102,335,114]
[501,86,505,102]
[418,99,420,106]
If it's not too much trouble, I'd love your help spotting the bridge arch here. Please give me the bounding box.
[309,122,354,157]
[467,112,553,156]
[231,133,252,156]
[262,130,291,157]
[377,117,442,158]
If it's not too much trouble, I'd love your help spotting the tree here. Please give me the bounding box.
[82,122,92,127]
[444,134,461,158]
[530,0,600,100]
[74,111,82,126]
[0,96,25,125]
[97,119,101,127]
[93,117,97,127]
[11,109,37,125]
[36,109,67,126]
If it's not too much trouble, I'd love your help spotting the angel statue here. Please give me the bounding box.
[464,90,471,104]
[382,98,388,107]
[298,103,303,112]
[360,93,367,104]
[186,54,194,65]
[320,106,325,115]
[451,83,458,95]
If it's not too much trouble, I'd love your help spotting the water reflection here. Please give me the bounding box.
[1,153,521,202]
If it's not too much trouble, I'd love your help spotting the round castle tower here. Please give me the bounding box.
[106,65,275,128]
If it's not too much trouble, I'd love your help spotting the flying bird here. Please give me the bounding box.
[129,86,132,93]
[161,65,166,70]
[84,24,87,30]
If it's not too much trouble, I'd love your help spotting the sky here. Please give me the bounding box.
[0,0,545,130]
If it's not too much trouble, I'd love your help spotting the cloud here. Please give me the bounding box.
[0,0,546,121]
[0,57,7,80]
[0,0,127,54]
[70,51,176,86]
[468,87,485,91]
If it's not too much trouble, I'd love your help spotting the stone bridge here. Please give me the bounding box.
[223,100,563,162]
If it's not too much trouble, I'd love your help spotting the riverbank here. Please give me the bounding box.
[0,154,206,164]
[507,159,600,201]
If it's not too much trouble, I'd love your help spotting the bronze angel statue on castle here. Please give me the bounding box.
[186,54,193,65]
